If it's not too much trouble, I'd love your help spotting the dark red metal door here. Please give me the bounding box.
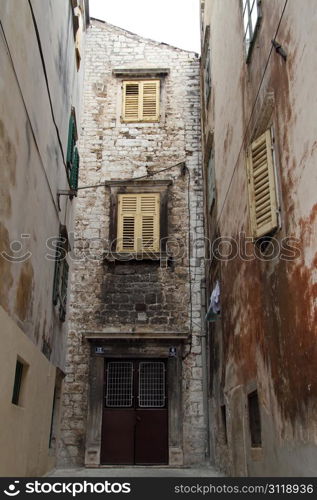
[100,360,168,465]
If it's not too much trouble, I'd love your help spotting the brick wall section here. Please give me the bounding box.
[58,20,206,466]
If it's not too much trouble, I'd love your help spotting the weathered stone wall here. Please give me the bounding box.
[59,20,206,467]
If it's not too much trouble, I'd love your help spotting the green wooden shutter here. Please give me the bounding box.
[70,146,80,190]
[59,260,69,322]
[52,236,63,305]
[66,114,75,168]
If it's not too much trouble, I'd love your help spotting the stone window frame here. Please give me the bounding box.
[122,80,160,123]
[105,180,172,262]
[112,68,170,125]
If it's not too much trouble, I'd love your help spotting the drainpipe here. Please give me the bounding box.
[200,279,211,462]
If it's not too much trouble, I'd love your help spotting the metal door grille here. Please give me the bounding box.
[106,362,133,407]
[138,362,165,407]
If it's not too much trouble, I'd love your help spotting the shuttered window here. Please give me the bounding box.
[122,80,160,122]
[207,149,215,212]
[52,236,63,306]
[70,146,80,190]
[52,232,69,322]
[66,113,76,166]
[117,193,160,252]
[59,260,69,322]
[246,130,278,239]
[66,112,80,192]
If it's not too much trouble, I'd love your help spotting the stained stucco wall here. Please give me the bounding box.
[0,0,86,367]
[201,0,317,477]
[0,307,56,476]
[0,0,87,476]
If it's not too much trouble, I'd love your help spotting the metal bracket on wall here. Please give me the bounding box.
[57,189,77,211]
[271,39,287,61]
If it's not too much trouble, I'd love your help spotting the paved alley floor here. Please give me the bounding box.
[47,465,224,477]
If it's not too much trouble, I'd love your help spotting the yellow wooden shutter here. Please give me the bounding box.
[123,82,140,121]
[246,130,278,238]
[117,195,138,251]
[123,80,160,122]
[141,81,160,121]
[117,194,160,252]
[139,194,160,252]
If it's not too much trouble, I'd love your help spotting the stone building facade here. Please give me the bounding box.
[200,0,317,476]
[0,0,89,476]
[58,20,207,467]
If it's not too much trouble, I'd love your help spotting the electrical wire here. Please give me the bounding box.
[27,0,67,168]
[75,160,186,190]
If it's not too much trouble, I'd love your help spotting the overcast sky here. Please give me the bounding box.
[89,0,201,54]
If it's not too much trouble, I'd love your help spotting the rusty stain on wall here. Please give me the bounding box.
[0,223,14,312]
[14,260,34,322]
[201,0,317,476]
[0,119,16,218]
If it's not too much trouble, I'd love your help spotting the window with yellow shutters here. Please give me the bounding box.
[246,129,279,239]
[122,80,160,122]
[117,194,160,252]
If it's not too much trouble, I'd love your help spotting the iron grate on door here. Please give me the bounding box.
[138,362,165,408]
[106,362,133,407]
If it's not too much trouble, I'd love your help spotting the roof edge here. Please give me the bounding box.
[89,17,200,56]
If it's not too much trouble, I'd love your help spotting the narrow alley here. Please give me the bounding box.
[0,0,316,481]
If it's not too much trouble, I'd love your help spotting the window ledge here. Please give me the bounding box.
[113,68,170,78]
[105,179,172,188]
[103,251,168,263]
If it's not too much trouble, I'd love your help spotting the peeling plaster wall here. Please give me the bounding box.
[0,0,87,476]
[201,0,317,477]
[0,307,56,476]
[59,20,207,467]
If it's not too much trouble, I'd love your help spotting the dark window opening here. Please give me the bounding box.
[12,360,24,406]
[221,404,228,444]
[106,180,170,261]
[52,227,69,322]
[66,109,80,193]
[248,390,262,447]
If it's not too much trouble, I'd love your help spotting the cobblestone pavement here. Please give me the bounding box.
[47,465,225,477]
